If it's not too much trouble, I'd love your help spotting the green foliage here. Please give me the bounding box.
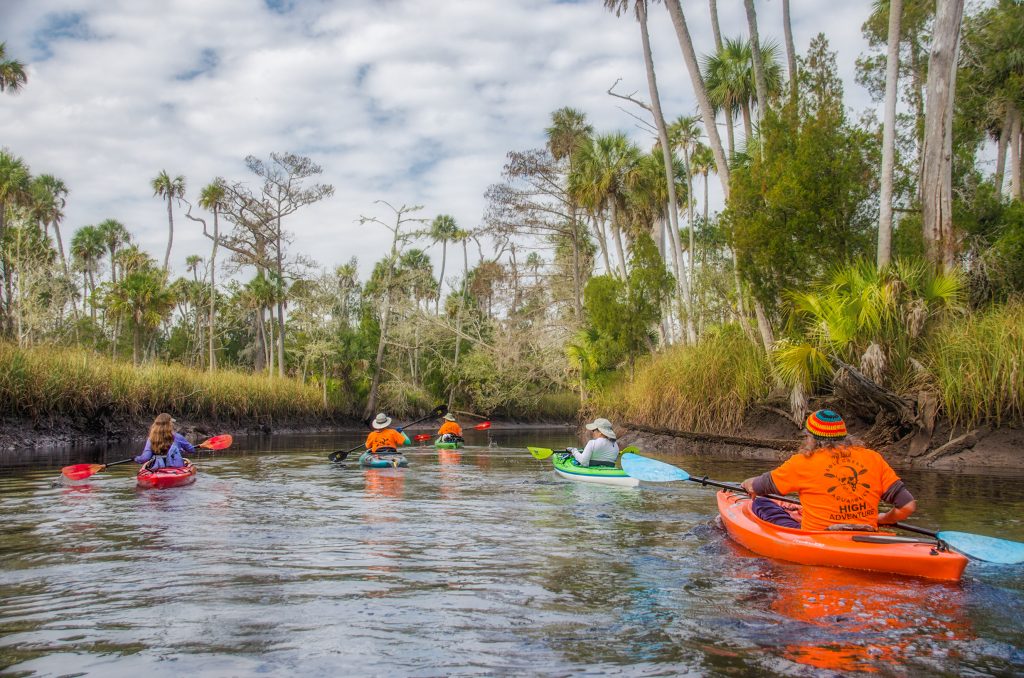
[728,35,879,311]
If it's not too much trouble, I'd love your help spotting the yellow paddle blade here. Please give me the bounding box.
[528,446,555,460]
[618,445,640,456]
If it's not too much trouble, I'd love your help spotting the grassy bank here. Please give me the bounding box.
[0,343,350,425]
[925,301,1024,429]
[596,301,1024,435]
[595,326,774,433]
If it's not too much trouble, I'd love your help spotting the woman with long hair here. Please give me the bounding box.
[134,413,196,470]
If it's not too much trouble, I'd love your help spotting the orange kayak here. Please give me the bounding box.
[716,491,968,581]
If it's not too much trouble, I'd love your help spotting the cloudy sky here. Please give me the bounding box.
[1,0,877,282]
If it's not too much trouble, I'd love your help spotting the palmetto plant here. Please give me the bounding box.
[772,259,965,398]
[105,267,176,364]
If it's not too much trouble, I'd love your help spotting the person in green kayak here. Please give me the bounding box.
[568,417,621,468]
[740,409,917,531]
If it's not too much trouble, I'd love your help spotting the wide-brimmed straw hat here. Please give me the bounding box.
[585,417,617,439]
[371,413,392,429]
[443,413,456,422]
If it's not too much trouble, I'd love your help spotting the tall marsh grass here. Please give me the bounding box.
[0,343,349,424]
[925,301,1024,428]
[596,326,773,433]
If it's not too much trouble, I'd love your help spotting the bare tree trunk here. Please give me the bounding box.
[636,0,692,342]
[753,299,775,352]
[878,0,902,269]
[275,216,286,377]
[592,212,613,275]
[609,199,629,279]
[742,101,753,144]
[1012,106,1022,200]
[664,0,731,197]
[782,0,798,105]
[708,0,722,50]
[571,215,583,321]
[163,196,174,273]
[920,0,964,271]
[448,239,469,410]
[435,241,447,315]
[209,208,218,371]
[994,105,1011,196]
[743,0,769,130]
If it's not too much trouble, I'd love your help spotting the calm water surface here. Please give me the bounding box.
[1,429,1023,676]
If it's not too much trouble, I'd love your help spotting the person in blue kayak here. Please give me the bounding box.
[365,412,411,455]
[568,417,620,467]
[135,413,195,469]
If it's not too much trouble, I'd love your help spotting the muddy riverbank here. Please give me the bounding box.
[617,408,1024,473]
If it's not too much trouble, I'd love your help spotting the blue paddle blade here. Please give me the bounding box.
[938,530,1024,565]
[620,453,690,482]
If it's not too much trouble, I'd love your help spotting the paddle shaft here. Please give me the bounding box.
[688,475,938,539]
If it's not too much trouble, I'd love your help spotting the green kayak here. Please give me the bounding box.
[552,452,638,487]
[434,439,464,449]
[358,451,409,468]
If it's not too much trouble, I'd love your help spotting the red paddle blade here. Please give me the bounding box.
[200,434,233,451]
[61,463,106,480]
[474,422,492,430]
[413,434,432,442]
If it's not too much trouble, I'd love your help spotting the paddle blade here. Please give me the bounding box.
[329,450,350,463]
[618,445,640,456]
[620,453,690,482]
[938,530,1024,565]
[528,446,556,460]
[474,421,492,430]
[431,404,448,418]
[200,434,233,451]
[61,463,106,480]
[413,434,432,442]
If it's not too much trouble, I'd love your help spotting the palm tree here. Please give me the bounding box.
[0,43,27,94]
[429,214,458,314]
[106,268,176,364]
[546,107,593,162]
[29,175,69,276]
[878,0,903,268]
[662,0,732,197]
[0,151,31,332]
[96,219,130,284]
[70,225,105,321]
[151,170,185,273]
[690,143,716,227]
[704,38,783,144]
[571,132,642,279]
[198,179,227,371]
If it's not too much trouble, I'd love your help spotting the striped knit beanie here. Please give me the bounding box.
[805,409,847,439]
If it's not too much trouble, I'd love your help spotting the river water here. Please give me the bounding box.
[1,429,1023,676]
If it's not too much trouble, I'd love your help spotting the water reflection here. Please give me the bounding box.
[0,434,1021,676]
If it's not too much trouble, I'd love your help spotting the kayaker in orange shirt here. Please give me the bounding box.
[437,413,463,443]
[740,409,917,531]
[365,413,409,455]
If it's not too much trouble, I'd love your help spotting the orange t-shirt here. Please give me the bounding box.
[365,429,406,453]
[438,421,462,436]
[769,446,901,531]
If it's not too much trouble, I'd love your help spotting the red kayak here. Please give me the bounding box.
[137,458,197,489]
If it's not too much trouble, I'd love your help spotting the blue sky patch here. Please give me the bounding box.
[31,12,93,60]
[176,48,219,81]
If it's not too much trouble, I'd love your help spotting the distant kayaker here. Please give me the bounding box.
[365,413,410,455]
[134,413,195,470]
[437,413,464,443]
[740,409,917,531]
[569,417,620,468]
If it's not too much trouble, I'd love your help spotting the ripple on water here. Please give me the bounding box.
[1,442,1023,676]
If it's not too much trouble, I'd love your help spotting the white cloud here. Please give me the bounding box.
[0,0,876,281]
